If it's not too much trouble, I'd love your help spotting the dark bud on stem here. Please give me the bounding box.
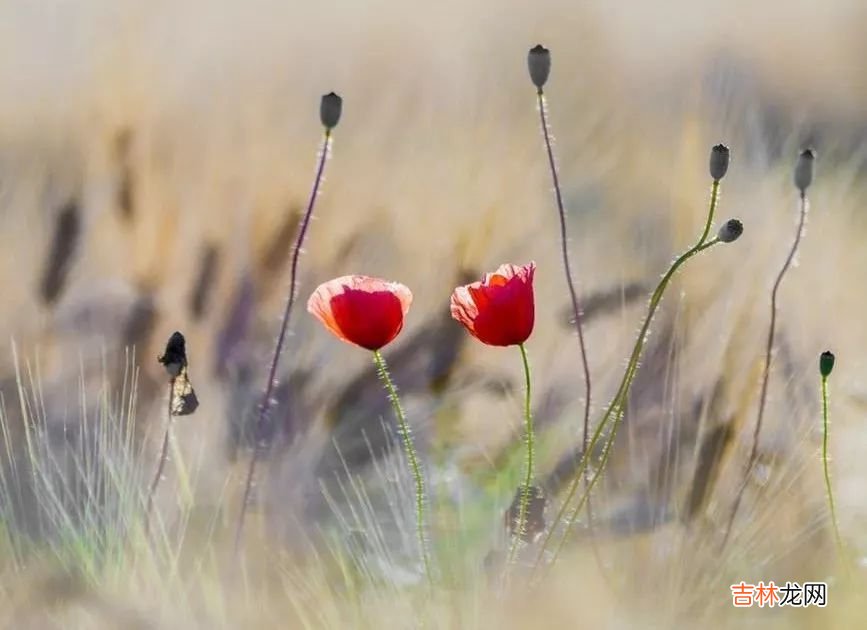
[820,350,835,378]
[718,218,743,243]
[158,331,188,377]
[794,149,815,192]
[527,45,551,90]
[709,144,730,181]
[320,92,343,130]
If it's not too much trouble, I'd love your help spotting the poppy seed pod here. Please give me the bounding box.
[820,350,835,377]
[527,45,551,90]
[320,92,343,129]
[709,144,730,181]
[718,218,743,243]
[794,149,815,192]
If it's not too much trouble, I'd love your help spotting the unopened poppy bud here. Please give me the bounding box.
[527,45,551,90]
[794,149,814,192]
[820,350,835,377]
[718,218,743,243]
[709,144,730,181]
[320,92,342,129]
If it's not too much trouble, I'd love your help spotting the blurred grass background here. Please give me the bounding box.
[1,0,867,627]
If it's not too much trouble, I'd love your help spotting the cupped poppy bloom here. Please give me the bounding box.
[307,275,413,351]
[450,262,536,346]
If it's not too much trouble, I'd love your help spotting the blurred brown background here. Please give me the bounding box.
[1,0,866,625]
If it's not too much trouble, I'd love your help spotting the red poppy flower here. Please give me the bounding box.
[450,262,536,346]
[307,275,413,351]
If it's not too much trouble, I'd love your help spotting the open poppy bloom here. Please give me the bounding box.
[307,275,413,351]
[450,262,536,346]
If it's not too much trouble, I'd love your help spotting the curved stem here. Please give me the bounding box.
[532,182,722,577]
[373,350,433,587]
[536,91,592,477]
[146,378,174,535]
[235,130,332,555]
[540,239,720,573]
[698,180,720,246]
[507,343,534,564]
[535,90,614,577]
[821,374,845,563]
[720,190,807,550]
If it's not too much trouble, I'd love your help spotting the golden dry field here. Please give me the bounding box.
[1,0,867,627]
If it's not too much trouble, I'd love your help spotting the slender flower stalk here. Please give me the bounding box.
[531,60,593,496]
[819,351,846,564]
[533,150,736,577]
[540,238,722,573]
[720,150,813,550]
[148,331,199,534]
[145,380,174,533]
[307,275,432,583]
[529,44,613,583]
[507,343,535,564]
[235,93,342,555]
[449,263,538,564]
[373,350,433,586]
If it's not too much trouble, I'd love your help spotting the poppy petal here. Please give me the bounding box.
[308,275,413,351]
[449,262,536,347]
